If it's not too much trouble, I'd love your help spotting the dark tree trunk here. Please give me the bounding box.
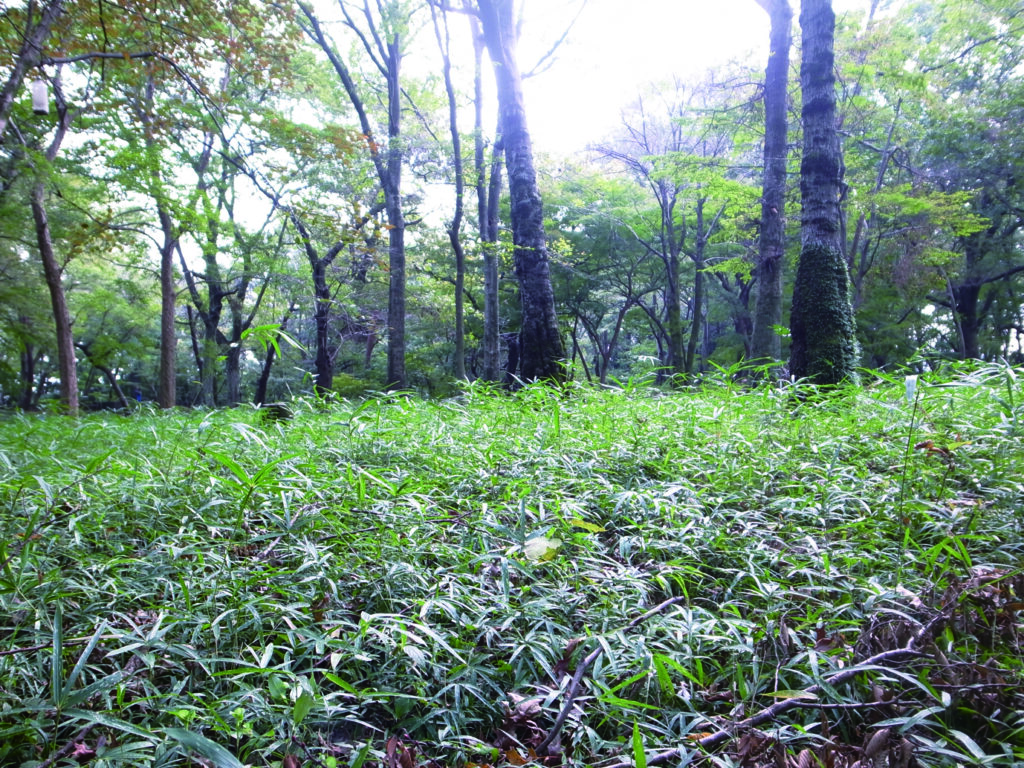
[254,304,295,405]
[18,342,38,410]
[478,0,565,382]
[27,82,77,415]
[157,208,177,408]
[311,257,334,394]
[685,258,704,375]
[32,180,78,416]
[502,331,520,386]
[384,43,406,390]
[750,0,792,364]
[789,0,859,384]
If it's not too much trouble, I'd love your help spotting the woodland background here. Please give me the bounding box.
[1,0,1022,410]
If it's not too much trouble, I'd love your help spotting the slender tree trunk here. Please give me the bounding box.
[432,4,467,380]
[483,137,504,381]
[157,208,177,407]
[297,2,408,389]
[31,180,78,415]
[254,304,295,405]
[750,0,792,364]
[478,0,565,382]
[665,251,685,377]
[789,0,859,384]
[685,260,704,375]
[473,20,503,382]
[384,43,406,390]
[311,259,334,393]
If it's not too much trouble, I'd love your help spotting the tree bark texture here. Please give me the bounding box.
[477,0,565,382]
[789,0,860,384]
[383,37,406,390]
[31,180,78,416]
[750,0,791,364]
[157,207,177,408]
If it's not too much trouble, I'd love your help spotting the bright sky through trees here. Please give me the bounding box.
[515,0,872,155]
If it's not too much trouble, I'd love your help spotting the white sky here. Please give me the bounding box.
[511,0,873,156]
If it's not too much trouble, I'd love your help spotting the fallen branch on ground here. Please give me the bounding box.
[537,595,689,755]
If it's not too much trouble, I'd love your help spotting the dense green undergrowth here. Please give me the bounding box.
[1,363,1022,768]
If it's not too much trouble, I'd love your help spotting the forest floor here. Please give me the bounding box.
[1,363,1022,768]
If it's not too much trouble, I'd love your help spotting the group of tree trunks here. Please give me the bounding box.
[6,0,1002,412]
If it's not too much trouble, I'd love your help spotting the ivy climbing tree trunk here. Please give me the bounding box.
[750,0,791,365]
[477,0,565,382]
[789,0,859,384]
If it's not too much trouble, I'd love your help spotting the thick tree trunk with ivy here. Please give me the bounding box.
[477,0,565,382]
[789,0,859,384]
[750,0,792,364]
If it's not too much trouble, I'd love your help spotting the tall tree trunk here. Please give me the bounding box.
[384,41,406,390]
[297,2,407,389]
[432,4,467,380]
[789,0,859,385]
[157,208,177,408]
[26,75,77,415]
[685,260,704,375]
[477,0,565,382]
[31,180,78,416]
[750,0,792,364]
[473,20,503,382]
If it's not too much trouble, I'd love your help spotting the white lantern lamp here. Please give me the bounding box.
[31,78,49,115]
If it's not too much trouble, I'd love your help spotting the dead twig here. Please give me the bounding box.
[536,595,688,755]
[601,593,966,768]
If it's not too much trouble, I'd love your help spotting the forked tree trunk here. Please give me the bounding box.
[789,0,859,384]
[477,0,565,382]
[750,0,792,364]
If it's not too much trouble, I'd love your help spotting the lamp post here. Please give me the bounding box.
[31,78,49,115]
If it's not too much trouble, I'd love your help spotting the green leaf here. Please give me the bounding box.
[292,691,315,726]
[66,709,154,740]
[632,721,647,768]
[164,728,244,768]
